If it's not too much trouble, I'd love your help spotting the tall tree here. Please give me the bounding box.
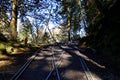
[59,0,72,42]
[10,0,18,41]
[59,0,81,42]
[0,0,11,40]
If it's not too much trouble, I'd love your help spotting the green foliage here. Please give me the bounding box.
[0,7,10,39]
[43,32,50,44]
[59,0,82,42]
[58,26,68,42]
[0,33,8,42]
[0,43,6,50]
[18,19,33,46]
[80,0,120,70]
[0,42,14,54]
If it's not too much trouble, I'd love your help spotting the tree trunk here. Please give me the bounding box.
[67,13,71,43]
[10,0,18,41]
[24,37,28,46]
[93,0,107,15]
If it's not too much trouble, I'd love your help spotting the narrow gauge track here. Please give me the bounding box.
[10,44,94,80]
[71,45,94,80]
[60,44,94,80]
[45,46,63,80]
[10,49,40,80]
[10,45,63,80]
[79,58,94,80]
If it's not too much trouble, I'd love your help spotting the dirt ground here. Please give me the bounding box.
[0,45,120,80]
[0,47,39,80]
[78,46,120,80]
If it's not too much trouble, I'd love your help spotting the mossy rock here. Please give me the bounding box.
[0,43,6,49]
[0,42,14,54]
[0,43,6,54]
[6,46,13,53]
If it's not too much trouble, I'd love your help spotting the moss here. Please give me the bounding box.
[6,46,13,53]
[0,43,6,49]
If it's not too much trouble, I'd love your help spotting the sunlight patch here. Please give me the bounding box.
[84,71,102,80]
[0,61,12,68]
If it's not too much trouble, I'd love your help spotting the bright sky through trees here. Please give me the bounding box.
[16,0,62,34]
[7,0,86,39]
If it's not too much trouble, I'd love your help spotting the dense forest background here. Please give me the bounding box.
[80,0,120,71]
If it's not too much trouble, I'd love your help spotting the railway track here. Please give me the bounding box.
[45,47,63,80]
[10,44,95,80]
[60,44,94,80]
[10,49,40,80]
[10,46,63,80]
[79,58,94,80]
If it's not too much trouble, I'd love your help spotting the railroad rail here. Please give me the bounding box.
[10,44,95,80]
[10,46,63,80]
[72,45,94,80]
[60,44,94,80]
[45,46,64,80]
[79,58,94,80]
[10,49,40,80]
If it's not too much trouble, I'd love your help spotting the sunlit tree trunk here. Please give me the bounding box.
[36,27,39,44]
[10,0,18,41]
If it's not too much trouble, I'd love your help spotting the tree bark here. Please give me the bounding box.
[67,13,71,43]
[10,0,18,41]
[24,37,28,46]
